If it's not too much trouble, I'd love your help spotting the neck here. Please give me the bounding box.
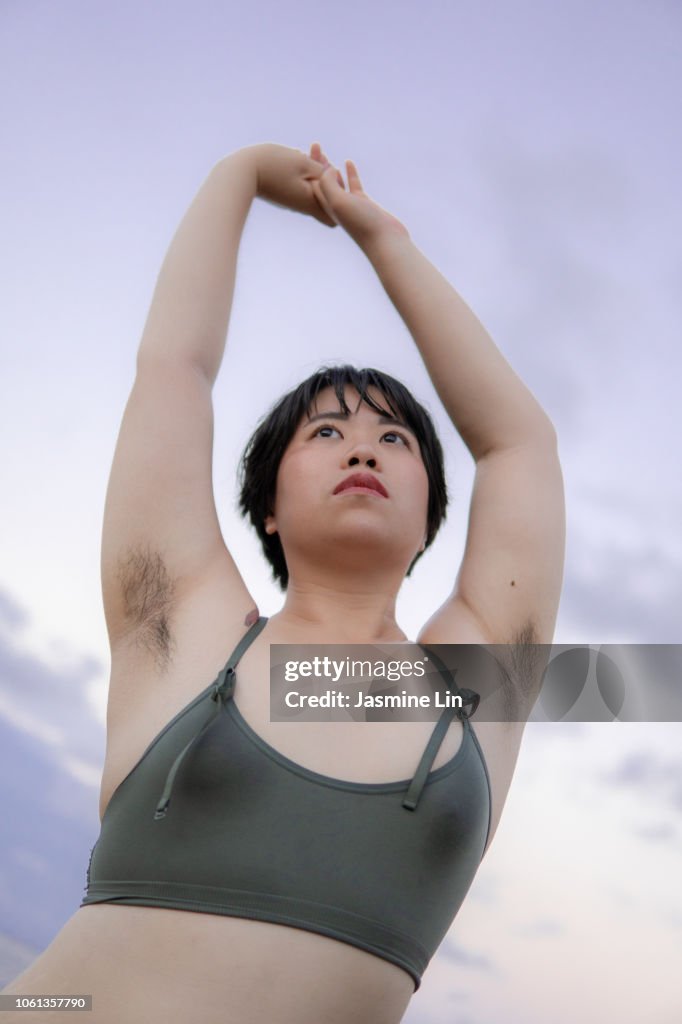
[271,569,409,643]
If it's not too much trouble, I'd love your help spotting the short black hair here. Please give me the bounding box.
[238,364,448,590]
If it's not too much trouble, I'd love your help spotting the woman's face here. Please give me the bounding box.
[264,385,430,574]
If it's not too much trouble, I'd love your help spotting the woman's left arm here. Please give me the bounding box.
[363,231,555,455]
[314,153,565,657]
[367,233,566,657]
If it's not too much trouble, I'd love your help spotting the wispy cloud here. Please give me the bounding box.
[440,937,497,972]
[0,591,29,632]
[631,822,678,843]
[0,931,42,990]
[561,537,682,643]
[603,750,682,789]
[464,872,503,907]
[0,587,105,954]
[600,749,682,831]
[513,917,565,938]
[0,586,105,769]
[402,990,476,1024]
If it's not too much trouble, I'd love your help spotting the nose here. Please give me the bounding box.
[345,441,378,470]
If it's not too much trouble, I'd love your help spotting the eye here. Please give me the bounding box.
[310,424,411,447]
[382,430,411,447]
[312,424,342,439]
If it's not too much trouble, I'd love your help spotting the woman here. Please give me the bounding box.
[2,143,565,1022]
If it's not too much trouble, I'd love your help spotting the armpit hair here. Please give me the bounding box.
[115,543,177,672]
[497,620,548,721]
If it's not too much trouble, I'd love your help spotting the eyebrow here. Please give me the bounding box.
[305,410,417,437]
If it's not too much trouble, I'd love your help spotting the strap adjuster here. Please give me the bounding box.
[212,666,236,703]
[456,688,480,719]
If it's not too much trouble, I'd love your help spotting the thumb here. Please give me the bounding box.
[311,178,339,225]
[315,163,346,218]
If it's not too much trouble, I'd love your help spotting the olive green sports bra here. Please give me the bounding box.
[81,617,491,991]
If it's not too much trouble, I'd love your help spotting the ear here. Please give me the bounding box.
[264,514,278,536]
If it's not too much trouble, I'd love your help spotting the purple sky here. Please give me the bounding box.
[1,1,681,1020]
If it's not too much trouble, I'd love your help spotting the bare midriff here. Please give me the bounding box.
[3,905,415,1024]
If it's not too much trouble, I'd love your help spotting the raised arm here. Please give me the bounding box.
[365,231,565,655]
[101,145,336,657]
[136,151,257,380]
[101,152,259,657]
[137,144,337,378]
[314,154,566,671]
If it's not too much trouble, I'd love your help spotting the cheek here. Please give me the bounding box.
[415,469,431,534]
[413,464,430,510]
[273,453,318,516]
[396,461,429,530]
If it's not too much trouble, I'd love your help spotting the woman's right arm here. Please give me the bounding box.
[100,150,260,656]
[137,148,258,381]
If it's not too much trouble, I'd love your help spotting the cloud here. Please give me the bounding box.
[513,917,565,938]
[440,937,497,972]
[458,132,682,653]
[604,751,680,787]
[600,749,682,824]
[560,539,682,643]
[0,930,42,990]
[662,908,682,930]
[0,590,29,632]
[464,871,503,906]
[0,585,105,953]
[402,990,475,1024]
[463,133,652,434]
[631,822,678,843]
[522,722,588,743]
[0,585,105,766]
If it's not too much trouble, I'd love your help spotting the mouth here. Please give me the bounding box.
[333,473,389,498]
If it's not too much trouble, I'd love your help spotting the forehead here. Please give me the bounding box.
[304,384,395,419]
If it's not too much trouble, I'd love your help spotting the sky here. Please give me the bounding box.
[1,0,681,1020]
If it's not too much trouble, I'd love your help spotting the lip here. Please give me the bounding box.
[333,472,389,498]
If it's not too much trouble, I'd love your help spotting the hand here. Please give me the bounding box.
[252,143,339,227]
[309,143,410,251]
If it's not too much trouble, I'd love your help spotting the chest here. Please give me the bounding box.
[100,592,522,850]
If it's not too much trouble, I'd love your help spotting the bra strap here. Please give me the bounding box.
[212,615,269,702]
[402,704,460,811]
[402,644,480,812]
[153,616,269,821]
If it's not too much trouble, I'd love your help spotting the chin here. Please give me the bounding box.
[315,525,417,565]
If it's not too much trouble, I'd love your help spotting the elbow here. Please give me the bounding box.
[479,415,559,461]
[539,415,559,450]
[523,409,559,451]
